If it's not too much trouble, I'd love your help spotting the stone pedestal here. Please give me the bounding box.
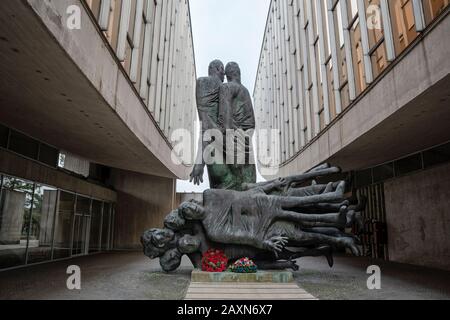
[191,269,294,283]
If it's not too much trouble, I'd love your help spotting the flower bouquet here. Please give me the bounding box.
[228,257,258,274]
[201,249,228,272]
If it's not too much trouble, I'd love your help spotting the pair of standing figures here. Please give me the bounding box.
[189,60,257,191]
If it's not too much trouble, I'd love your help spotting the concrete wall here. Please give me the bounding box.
[385,163,450,271]
[110,169,176,250]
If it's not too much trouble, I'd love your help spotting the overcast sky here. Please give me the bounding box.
[176,0,271,193]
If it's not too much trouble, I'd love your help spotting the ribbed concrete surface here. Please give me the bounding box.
[185,282,317,300]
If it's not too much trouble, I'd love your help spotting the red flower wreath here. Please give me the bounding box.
[201,249,228,273]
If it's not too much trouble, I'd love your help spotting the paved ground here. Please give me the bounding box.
[185,282,317,300]
[0,252,193,300]
[295,255,450,300]
[0,251,449,300]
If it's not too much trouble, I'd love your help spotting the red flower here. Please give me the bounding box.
[201,248,228,273]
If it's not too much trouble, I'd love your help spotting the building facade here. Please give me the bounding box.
[254,0,450,270]
[0,0,196,270]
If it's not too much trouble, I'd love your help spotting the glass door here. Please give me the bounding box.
[72,196,91,256]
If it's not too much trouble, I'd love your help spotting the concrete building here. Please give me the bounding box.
[0,0,196,270]
[254,0,450,270]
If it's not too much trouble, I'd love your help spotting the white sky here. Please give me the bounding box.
[176,0,271,193]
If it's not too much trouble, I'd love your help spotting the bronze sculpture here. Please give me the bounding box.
[190,61,256,190]
[143,164,364,272]
[143,61,365,272]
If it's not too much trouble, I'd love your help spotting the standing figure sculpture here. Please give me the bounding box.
[190,61,256,191]
[218,62,257,189]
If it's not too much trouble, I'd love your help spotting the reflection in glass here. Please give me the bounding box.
[102,203,111,251]
[53,191,74,260]
[389,0,419,55]
[0,176,34,269]
[89,200,102,253]
[109,205,115,250]
[72,196,91,256]
[26,185,57,264]
[422,0,450,25]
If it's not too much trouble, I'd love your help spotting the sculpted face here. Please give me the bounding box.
[180,201,205,220]
[144,228,174,249]
[178,235,201,254]
[225,62,241,83]
[164,209,186,231]
[160,249,182,272]
[141,229,168,259]
[217,65,225,82]
[209,60,225,83]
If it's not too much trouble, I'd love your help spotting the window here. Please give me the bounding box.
[373,163,395,183]
[389,0,419,55]
[38,143,59,167]
[86,0,102,19]
[365,0,390,77]
[336,2,345,47]
[89,200,103,253]
[26,184,58,264]
[53,191,74,260]
[423,142,450,168]
[394,153,423,176]
[0,176,35,269]
[102,203,111,251]
[422,0,450,24]
[322,0,332,57]
[350,16,367,94]
[0,173,116,270]
[1,126,58,168]
[8,131,39,160]
[123,0,137,74]
[105,0,122,52]
[350,0,359,18]
[72,196,91,256]
[355,168,373,188]
[0,124,8,148]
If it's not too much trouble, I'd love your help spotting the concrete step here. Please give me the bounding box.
[185,282,317,300]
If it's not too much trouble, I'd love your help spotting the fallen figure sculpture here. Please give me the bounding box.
[141,164,365,272]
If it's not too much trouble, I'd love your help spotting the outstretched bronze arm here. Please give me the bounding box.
[242,164,341,192]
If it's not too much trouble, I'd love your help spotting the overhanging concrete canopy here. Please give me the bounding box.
[0,0,191,179]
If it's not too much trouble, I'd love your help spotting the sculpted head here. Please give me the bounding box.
[141,228,175,259]
[178,235,201,254]
[225,62,241,84]
[160,248,182,272]
[164,209,186,231]
[141,228,177,260]
[208,60,225,83]
[179,201,205,220]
